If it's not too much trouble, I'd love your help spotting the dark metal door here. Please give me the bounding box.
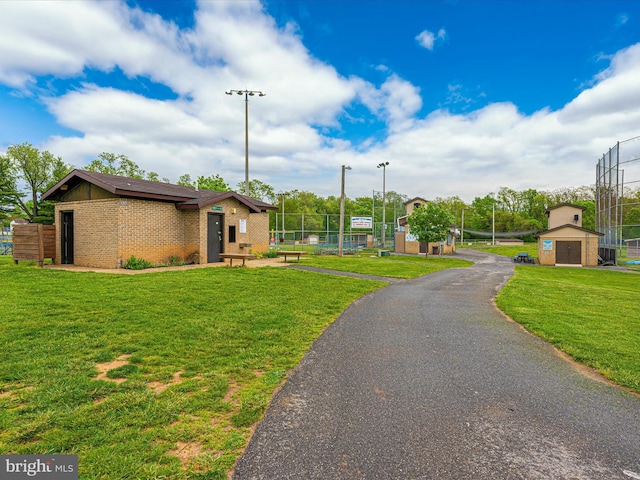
[556,241,581,264]
[207,213,223,263]
[61,211,74,264]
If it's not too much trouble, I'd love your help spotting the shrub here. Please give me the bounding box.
[169,255,184,266]
[123,255,152,270]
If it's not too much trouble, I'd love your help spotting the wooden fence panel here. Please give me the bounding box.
[13,224,56,267]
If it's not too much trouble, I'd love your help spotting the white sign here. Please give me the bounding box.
[406,233,418,242]
[351,216,373,228]
[542,239,553,250]
[239,219,247,234]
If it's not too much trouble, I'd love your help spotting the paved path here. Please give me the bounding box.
[234,250,640,479]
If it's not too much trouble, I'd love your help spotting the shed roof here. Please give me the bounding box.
[544,203,587,215]
[42,169,277,212]
[536,224,603,237]
[404,197,428,206]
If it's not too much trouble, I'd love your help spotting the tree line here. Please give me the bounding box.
[5,141,640,239]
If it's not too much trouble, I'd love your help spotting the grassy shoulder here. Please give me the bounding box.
[496,265,640,393]
[0,258,385,479]
[460,243,538,259]
[296,253,473,278]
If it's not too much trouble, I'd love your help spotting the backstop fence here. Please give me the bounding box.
[272,213,396,250]
[596,135,640,263]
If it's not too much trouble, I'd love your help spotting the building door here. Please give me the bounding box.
[207,213,223,263]
[61,211,74,264]
[556,240,581,265]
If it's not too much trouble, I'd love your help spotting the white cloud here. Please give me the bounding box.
[615,13,629,27]
[1,1,640,203]
[415,28,446,50]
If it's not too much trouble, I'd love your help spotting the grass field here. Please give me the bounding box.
[0,258,387,478]
[495,261,640,394]
[296,253,473,278]
[460,243,539,259]
[2,248,638,479]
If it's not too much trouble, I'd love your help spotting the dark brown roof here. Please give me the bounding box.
[42,169,277,212]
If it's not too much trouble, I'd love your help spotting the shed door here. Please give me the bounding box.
[61,211,74,264]
[556,240,581,264]
[207,213,223,263]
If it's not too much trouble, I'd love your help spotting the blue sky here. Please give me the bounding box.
[1,0,640,201]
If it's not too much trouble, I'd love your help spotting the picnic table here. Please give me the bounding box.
[513,252,534,263]
[1,241,12,255]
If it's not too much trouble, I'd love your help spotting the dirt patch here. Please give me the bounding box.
[94,354,132,384]
[148,370,185,394]
[166,441,204,468]
[223,379,240,404]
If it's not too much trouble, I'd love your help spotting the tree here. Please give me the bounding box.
[236,179,275,201]
[0,154,17,221]
[0,142,72,223]
[407,202,455,258]
[177,173,230,192]
[86,152,161,181]
[177,174,194,187]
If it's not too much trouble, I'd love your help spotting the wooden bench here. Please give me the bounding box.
[277,251,308,262]
[219,253,256,267]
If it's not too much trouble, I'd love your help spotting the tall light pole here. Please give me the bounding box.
[225,89,266,196]
[339,165,352,257]
[377,162,389,248]
[278,191,286,245]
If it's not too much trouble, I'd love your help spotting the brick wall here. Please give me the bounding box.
[54,196,271,268]
[197,200,270,263]
[117,199,191,267]
[537,233,600,266]
[54,199,119,268]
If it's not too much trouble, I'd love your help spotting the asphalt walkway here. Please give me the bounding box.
[233,250,640,479]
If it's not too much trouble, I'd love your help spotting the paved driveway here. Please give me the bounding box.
[234,250,640,479]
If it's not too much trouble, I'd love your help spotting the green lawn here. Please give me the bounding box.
[0,258,386,479]
[496,266,640,393]
[296,253,473,278]
[462,243,538,259]
[3,250,638,479]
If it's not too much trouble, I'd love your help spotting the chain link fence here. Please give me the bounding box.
[596,135,640,263]
[272,213,396,250]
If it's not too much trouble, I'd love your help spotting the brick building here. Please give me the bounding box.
[394,197,458,255]
[42,169,276,268]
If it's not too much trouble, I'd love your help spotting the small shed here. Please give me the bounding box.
[625,238,640,258]
[41,169,277,269]
[536,204,603,267]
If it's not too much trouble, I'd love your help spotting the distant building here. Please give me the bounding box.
[395,197,458,255]
[536,204,603,267]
